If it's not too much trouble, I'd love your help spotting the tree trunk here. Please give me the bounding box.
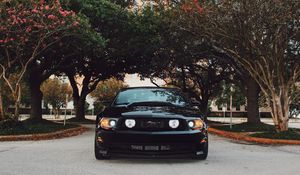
[54,108,61,119]
[29,75,43,121]
[13,85,21,121]
[54,108,58,119]
[14,100,20,121]
[198,96,209,122]
[0,87,4,121]
[68,74,85,121]
[68,73,94,121]
[270,91,289,132]
[246,77,261,124]
[74,96,86,121]
[181,67,187,92]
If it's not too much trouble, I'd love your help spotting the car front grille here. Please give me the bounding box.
[118,118,188,131]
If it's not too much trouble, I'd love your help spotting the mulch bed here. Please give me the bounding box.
[0,125,88,141]
[208,127,300,145]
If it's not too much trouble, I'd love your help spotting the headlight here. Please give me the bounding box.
[125,119,136,128]
[169,119,180,129]
[99,117,118,130]
[188,121,195,128]
[188,119,204,130]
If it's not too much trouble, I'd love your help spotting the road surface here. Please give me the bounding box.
[0,125,299,175]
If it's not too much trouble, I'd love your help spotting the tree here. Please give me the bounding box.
[41,77,72,118]
[0,76,31,120]
[0,70,5,120]
[290,83,300,118]
[66,72,111,121]
[0,100,3,120]
[0,0,82,120]
[244,74,261,124]
[27,20,104,121]
[191,0,300,131]
[91,78,128,114]
[62,0,144,120]
[5,0,106,121]
[137,2,234,119]
[110,0,134,7]
[91,77,128,103]
[214,81,246,110]
[163,0,262,124]
[213,50,262,124]
[162,56,234,118]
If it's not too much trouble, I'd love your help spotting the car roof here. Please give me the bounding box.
[120,86,181,91]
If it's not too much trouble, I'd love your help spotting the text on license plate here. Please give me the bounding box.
[131,145,170,151]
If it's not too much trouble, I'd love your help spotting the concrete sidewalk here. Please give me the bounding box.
[209,117,300,129]
[19,114,97,121]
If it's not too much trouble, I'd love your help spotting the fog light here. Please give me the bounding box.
[169,120,180,129]
[125,119,136,128]
[194,119,204,129]
[99,118,118,130]
[188,121,195,128]
[109,120,116,127]
[188,118,204,130]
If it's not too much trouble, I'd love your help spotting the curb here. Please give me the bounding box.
[208,127,300,145]
[0,126,88,141]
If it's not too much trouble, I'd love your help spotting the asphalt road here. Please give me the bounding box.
[0,125,300,175]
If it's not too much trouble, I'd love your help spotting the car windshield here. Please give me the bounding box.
[114,88,188,106]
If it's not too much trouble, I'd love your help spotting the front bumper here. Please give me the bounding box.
[95,129,208,156]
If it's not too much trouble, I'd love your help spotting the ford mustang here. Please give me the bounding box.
[94,87,208,159]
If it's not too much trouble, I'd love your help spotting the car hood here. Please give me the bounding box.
[101,106,201,119]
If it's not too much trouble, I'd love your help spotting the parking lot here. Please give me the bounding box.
[0,125,299,175]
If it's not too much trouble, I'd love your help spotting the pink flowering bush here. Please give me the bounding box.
[181,0,205,14]
[0,0,84,119]
[0,0,80,50]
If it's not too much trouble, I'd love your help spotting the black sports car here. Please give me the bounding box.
[94,87,208,159]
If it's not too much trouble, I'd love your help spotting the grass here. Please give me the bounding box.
[210,122,275,132]
[250,129,300,140]
[210,121,300,140]
[66,117,95,124]
[0,119,78,136]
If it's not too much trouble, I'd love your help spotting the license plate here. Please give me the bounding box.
[160,145,171,151]
[131,145,171,151]
[145,146,159,151]
[131,145,143,151]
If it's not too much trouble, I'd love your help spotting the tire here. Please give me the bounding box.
[94,136,110,160]
[195,140,208,160]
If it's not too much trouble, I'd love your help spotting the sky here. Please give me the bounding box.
[124,73,165,87]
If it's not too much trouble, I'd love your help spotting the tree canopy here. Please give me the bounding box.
[41,77,72,118]
[0,0,86,119]
[0,0,298,134]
